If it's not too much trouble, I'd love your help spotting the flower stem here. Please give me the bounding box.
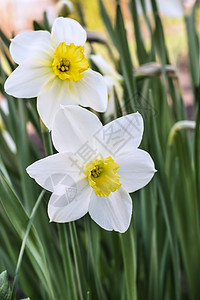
[58,224,78,300]
[194,99,200,202]
[40,119,53,156]
[120,221,137,300]
[69,222,84,300]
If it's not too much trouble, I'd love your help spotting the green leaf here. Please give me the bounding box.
[0,173,54,300]
[129,0,148,64]
[114,87,123,118]
[0,29,11,48]
[33,21,45,31]
[0,270,11,300]
[99,0,117,48]
[114,3,136,105]
[151,0,169,70]
[185,4,200,89]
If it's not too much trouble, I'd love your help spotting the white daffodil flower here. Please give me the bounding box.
[90,54,123,121]
[4,17,108,129]
[27,106,156,233]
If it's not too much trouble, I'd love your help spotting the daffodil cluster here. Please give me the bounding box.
[5,17,156,232]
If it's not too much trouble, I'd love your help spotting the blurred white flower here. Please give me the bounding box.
[158,0,184,17]
[136,0,195,17]
[90,54,122,81]
[27,106,156,233]
[90,54,123,120]
[57,0,74,17]
[5,17,108,129]
[46,1,74,26]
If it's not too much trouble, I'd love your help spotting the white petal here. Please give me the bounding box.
[37,77,76,129]
[70,69,108,112]
[51,17,87,48]
[104,91,116,121]
[116,149,156,193]
[48,181,92,223]
[4,59,54,98]
[93,112,144,157]
[90,54,122,81]
[26,152,85,192]
[52,105,102,153]
[104,75,117,92]
[10,31,54,64]
[89,187,132,233]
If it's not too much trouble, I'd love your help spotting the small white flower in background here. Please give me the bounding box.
[27,106,156,233]
[46,0,74,26]
[90,54,122,82]
[57,0,74,17]
[137,0,195,17]
[0,98,16,153]
[90,54,123,121]
[158,0,183,17]
[4,17,108,129]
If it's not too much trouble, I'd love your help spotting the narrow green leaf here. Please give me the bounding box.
[129,0,148,64]
[0,29,11,48]
[114,87,123,118]
[99,0,117,47]
[185,3,200,88]
[115,3,136,105]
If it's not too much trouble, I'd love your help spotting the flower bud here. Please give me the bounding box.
[57,0,74,17]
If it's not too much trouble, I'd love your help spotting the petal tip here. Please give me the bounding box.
[26,166,31,175]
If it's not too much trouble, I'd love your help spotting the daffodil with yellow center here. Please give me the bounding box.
[52,42,89,81]
[27,106,156,233]
[5,17,107,130]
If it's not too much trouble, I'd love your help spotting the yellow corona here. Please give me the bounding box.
[84,156,121,197]
[52,42,89,81]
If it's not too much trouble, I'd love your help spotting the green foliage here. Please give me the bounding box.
[0,0,200,299]
[0,271,12,300]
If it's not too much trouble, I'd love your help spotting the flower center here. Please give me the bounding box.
[84,156,121,197]
[52,42,89,81]
[91,164,104,178]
